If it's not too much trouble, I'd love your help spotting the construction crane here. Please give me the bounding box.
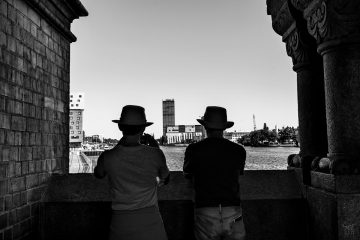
[253,114,257,131]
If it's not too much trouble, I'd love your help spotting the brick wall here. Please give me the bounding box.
[0,0,87,239]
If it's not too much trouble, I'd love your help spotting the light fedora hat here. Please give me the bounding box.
[197,106,234,130]
[112,105,153,127]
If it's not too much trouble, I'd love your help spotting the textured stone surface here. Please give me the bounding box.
[40,171,307,240]
[0,0,87,239]
[44,171,304,202]
[307,186,337,240]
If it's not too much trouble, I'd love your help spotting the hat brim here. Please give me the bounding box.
[197,119,234,130]
[112,120,153,127]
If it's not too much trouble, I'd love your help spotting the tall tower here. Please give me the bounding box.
[253,114,257,131]
[162,99,175,137]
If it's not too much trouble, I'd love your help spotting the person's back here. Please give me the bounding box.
[94,105,169,240]
[184,137,245,208]
[101,144,168,210]
[183,106,246,240]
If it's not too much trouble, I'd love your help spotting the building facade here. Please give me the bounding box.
[166,125,204,144]
[224,131,249,143]
[69,93,85,148]
[162,99,175,137]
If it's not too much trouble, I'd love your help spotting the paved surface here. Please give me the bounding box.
[69,150,93,173]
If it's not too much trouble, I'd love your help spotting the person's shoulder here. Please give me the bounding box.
[141,144,164,155]
[224,139,246,151]
[186,139,206,150]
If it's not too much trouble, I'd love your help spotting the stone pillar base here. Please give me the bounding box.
[306,172,360,240]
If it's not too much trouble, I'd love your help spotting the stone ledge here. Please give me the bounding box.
[44,170,303,202]
[310,171,360,193]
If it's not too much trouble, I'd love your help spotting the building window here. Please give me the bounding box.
[70,126,72,129]
[71,122,74,125]
[77,117,80,120]
[76,126,79,129]
[70,95,73,98]
[76,121,79,124]
[76,104,79,107]
[71,131,74,134]
[70,100,72,102]
[70,117,73,120]
[77,99,80,102]
[70,112,73,115]
[79,95,82,98]
[78,112,81,115]
[78,131,81,134]
[71,104,74,107]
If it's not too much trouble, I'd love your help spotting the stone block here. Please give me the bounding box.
[10,116,25,131]
[0,180,8,195]
[8,209,17,225]
[0,163,7,178]
[307,186,337,240]
[0,31,6,46]
[4,228,12,240]
[27,8,39,26]
[0,129,5,144]
[0,213,8,230]
[4,195,12,210]
[10,177,25,193]
[15,162,21,176]
[7,161,14,177]
[6,35,15,52]
[26,118,39,132]
[5,131,14,145]
[0,113,11,129]
[27,187,42,203]
[1,146,10,162]
[13,219,31,239]
[338,194,360,240]
[6,5,16,22]
[14,131,21,145]
[21,161,28,175]
[9,147,19,161]
[311,172,360,193]
[25,174,38,189]
[0,1,7,17]
[16,205,30,221]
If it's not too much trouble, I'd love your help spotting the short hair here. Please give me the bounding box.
[119,125,145,135]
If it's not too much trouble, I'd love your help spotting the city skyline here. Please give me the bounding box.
[70,0,297,139]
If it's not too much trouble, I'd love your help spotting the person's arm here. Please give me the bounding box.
[183,145,194,179]
[157,150,170,186]
[94,153,106,179]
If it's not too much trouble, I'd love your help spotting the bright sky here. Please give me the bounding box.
[70,0,297,139]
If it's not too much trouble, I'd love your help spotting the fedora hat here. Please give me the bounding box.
[197,106,234,130]
[112,105,153,127]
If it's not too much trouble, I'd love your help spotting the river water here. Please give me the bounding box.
[71,145,299,173]
[161,146,299,171]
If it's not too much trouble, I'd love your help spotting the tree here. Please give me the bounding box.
[278,126,298,144]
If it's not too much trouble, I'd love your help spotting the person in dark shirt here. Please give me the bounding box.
[183,106,246,240]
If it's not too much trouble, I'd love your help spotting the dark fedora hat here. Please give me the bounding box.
[112,105,153,127]
[197,106,234,130]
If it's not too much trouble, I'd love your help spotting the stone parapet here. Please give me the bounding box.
[40,171,308,240]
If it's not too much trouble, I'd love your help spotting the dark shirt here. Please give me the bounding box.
[183,137,246,208]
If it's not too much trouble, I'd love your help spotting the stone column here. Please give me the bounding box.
[306,0,360,174]
[284,26,328,168]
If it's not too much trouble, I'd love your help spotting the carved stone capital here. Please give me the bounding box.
[267,0,295,36]
[284,26,317,70]
[290,0,313,11]
[305,0,360,52]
